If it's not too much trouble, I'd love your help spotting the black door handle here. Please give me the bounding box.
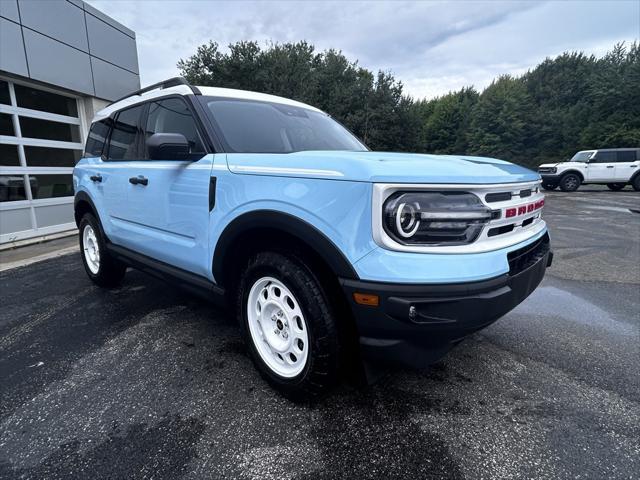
[631,165,638,168]
[90,174,102,182]
[606,165,614,168]
[129,176,148,186]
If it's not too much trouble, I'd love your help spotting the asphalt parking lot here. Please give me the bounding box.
[1,186,639,479]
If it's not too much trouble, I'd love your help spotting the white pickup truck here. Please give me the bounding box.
[538,148,640,192]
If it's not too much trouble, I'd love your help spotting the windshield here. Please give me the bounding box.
[569,151,594,162]
[203,97,367,153]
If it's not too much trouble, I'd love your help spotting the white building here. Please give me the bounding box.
[0,0,140,244]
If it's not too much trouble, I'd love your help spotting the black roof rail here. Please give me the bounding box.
[108,77,201,106]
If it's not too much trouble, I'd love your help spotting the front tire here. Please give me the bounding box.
[79,213,126,288]
[237,251,340,401]
[559,173,581,192]
[606,183,626,191]
[632,175,640,192]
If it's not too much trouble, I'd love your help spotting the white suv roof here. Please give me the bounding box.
[94,83,322,122]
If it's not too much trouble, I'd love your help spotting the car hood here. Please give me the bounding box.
[226,151,540,184]
[540,161,589,169]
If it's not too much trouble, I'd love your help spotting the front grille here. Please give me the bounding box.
[488,224,514,237]
[486,192,512,203]
[507,233,550,276]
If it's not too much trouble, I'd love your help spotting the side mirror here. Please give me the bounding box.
[146,133,190,160]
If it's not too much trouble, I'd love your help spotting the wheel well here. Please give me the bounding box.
[74,199,96,227]
[219,226,362,372]
[561,170,584,181]
[220,226,346,302]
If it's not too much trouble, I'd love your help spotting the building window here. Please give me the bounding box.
[0,144,20,166]
[0,81,10,105]
[0,77,84,241]
[19,116,82,143]
[0,175,28,202]
[29,174,74,199]
[14,83,79,117]
[0,113,14,136]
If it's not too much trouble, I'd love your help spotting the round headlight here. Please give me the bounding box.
[395,202,420,238]
[382,191,492,246]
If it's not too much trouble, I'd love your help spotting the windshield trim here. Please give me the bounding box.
[198,95,368,154]
[569,150,596,163]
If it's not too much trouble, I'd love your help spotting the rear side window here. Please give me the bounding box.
[145,98,205,158]
[84,119,110,158]
[593,151,616,163]
[616,150,637,162]
[106,105,144,161]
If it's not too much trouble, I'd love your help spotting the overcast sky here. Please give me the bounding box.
[87,0,639,100]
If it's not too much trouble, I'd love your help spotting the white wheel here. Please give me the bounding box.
[246,276,309,378]
[82,224,100,274]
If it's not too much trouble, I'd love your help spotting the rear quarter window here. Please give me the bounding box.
[616,150,637,162]
[84,119,111,158]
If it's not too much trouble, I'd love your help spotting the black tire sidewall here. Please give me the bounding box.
[237,252,338,398]
[632,176,640,191]
[560,173,580,192]
[79,214,105,281]
[79,213,125,287]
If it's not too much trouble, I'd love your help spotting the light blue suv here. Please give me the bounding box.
[74,77,552,399]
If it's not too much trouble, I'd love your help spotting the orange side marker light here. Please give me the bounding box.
[353,293,379,307]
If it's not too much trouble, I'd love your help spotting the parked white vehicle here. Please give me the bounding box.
[538,148,640,192]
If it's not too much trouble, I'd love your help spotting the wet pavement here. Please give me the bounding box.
[0,186,638,479]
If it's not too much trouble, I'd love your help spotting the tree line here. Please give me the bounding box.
[178,41,639,167]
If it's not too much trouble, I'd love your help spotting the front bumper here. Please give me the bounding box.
[540,173,561,184]
[341,233,552,368]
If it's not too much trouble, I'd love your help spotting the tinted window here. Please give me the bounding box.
[204,98,367,153]
[0,113,14,136]
[19,116,81,142]
[145,98,205,158]
[616,150,637,162]
[0,144,20,166]
[593,151,617,163]
[14,83,78,117]
[25,146,82,167]
[0,175,27,202]
[85,119,111,158]
[0,80,10,105]
[29,174,73,199]
[107,105,143,160]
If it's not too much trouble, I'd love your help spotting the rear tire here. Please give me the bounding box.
[79,213,126,288]
[559,173,581,192]
[237,251,340,401]
[606,183,626,191]
[542,183,557,191]
[632,175,640,192]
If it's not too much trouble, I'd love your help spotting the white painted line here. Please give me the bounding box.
[0,245,79,272]
[588,205,635,214]
[0,229,77,251]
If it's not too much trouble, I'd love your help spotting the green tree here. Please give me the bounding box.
[178,40,640,166]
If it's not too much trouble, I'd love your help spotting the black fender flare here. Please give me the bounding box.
[74,191,100,227]
[212,210,359,284]
[560,170,584,181]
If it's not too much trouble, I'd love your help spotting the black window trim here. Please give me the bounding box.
[197,95,369,154]
[83,117,112,159]
[103,103,145,162]
[142,94,209,160]
[96,93,217,162]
